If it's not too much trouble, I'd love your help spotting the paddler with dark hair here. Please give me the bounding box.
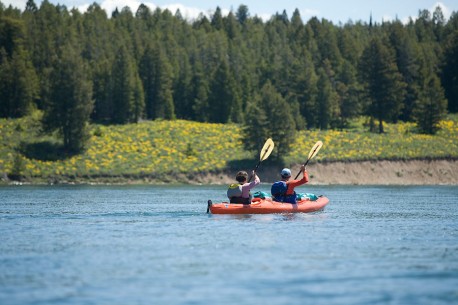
[227,170,260,204]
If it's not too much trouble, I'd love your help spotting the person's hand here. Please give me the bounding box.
[251,170,256,176]
[300,165,306,172]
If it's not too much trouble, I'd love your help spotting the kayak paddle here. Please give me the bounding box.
[294,141,323,179]
[248,138,275,182]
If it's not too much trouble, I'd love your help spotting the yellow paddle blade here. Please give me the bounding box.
[307,141,323,160]
[260,138,275,162]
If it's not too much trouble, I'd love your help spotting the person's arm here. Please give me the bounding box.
[252,173,260,186]
[286,166,308,194]
[241,171,260,197]
[298,167,309,185]
[247,170,260,188]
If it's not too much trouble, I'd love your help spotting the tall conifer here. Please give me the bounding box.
[359,37,406,133]
[0,16,38,118]
[413,74,447,134]
[43,43,93,152]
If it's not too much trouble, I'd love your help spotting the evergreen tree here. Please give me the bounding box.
[316,67,340,129]
[0,49,11,116]
[243,99,270,155]
[42,43,93,153]
[0,16,38,118]
[335,61,362,128]
[432,5,445,41]
[290,9,303,30]
[389,21,422,121]
[359,37,406,133]
[235,4,249,25]
[27,0,68,109]
[415,9,436,43]
[224,11,240,40]
[111,43,144,123]
[173,51,193,120]
[285,94,306,130]
[338,25,362,66]
[25,0,38,13]
[244,81,296,159]
[80,3,116,123]
[139,44,175,120]
[193,14,212,32]
[444,11,458,37]
[275,10,289,25]
[139,43,155,120]
[191,62,210,122]
[413,74,447,134]
[132,72,145,122]
[91,59,113,122]
[289,50,318,129]
[441,30,458,113]
[309,17,342,68]
[208,59,242,123]
[81,3,114,63]
[263,15,294,97]
[211,7,224,31]
[304,19,321,65]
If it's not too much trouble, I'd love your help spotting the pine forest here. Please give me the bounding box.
[1,1,458,168]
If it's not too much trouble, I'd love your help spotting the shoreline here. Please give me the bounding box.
[193,159,458,186]
[2,159,457,186]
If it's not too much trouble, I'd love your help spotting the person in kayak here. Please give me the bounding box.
[271,165,309,204]
[227,170,260,204]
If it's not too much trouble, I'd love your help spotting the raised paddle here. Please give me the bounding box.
[294,141,323,180]
[248,138,275,182]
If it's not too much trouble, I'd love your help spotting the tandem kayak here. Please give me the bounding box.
[207,196,330,214]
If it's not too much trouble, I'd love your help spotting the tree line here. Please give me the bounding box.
[0,0,457,154]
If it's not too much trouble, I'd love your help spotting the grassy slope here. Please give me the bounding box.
[1,113,457,182]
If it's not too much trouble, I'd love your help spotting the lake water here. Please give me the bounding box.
[0,184,457,305]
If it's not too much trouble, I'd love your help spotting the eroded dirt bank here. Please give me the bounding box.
[4,160,457,185]
[194,159,458,185]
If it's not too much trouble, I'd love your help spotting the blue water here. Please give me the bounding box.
[0,185,457,305]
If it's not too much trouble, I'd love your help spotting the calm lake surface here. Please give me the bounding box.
[0,184,457,305]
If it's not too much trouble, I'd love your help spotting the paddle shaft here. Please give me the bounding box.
[248,141,273,182]
[294,158,311,180]
[293,144,321,179]
[248,161,261,182]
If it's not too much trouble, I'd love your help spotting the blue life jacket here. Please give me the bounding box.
[271,181,297,204]
[271,181,287,197]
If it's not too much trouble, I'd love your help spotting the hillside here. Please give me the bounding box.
[1,113,457,184]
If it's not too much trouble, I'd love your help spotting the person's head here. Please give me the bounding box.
[281,168,291,180]
[236,171,248,183]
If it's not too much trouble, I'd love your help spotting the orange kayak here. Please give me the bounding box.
[207,196,329,214]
